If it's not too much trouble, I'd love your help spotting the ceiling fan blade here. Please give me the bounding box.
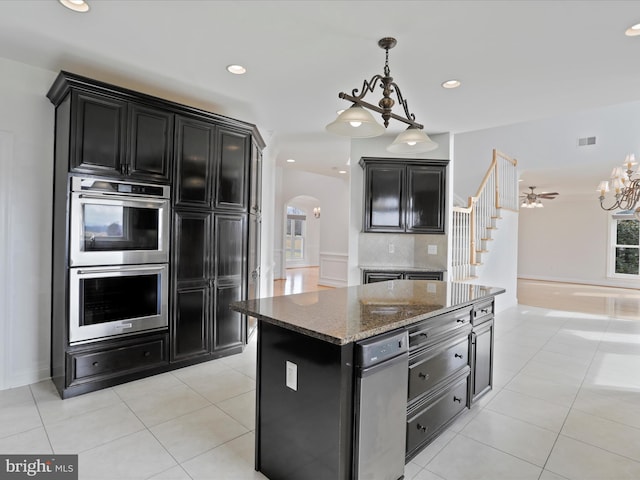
[538,192,559,196]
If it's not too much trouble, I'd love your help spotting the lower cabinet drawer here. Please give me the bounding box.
[472,299,494,326]
[68,337,167,385]
[406,376,468,456]
[408,307,472,350]
[408,335,469,403]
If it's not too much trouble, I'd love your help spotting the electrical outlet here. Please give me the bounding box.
[286,361,297,391]
[428,244,437,255]
[388,242,395,254]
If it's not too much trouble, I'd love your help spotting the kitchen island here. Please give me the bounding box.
[231,280,504,480]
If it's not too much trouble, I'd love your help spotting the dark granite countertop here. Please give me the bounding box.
[231,280,505,345]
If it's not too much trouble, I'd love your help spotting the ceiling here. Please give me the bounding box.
[1,1,640,181]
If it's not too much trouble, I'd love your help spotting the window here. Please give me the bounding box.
[612,212,640,276]
[285,206,306,260]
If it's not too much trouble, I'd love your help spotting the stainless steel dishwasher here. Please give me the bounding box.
[354,328,409,480]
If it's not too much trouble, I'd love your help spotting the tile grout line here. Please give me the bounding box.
[537,312,612,479]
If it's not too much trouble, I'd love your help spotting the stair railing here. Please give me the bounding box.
[451,149,518,280]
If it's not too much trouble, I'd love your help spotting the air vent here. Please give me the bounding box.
[578,136,596,146]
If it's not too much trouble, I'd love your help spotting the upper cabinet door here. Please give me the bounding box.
[174,116,216,208]
[364,163,405,232]
[71,91,127,176]
[406,164,446,233]
[215,128,250,211]
[128,104,173,183]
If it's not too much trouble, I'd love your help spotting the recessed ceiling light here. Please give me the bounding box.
[226,65,247,75]
[286,159,296,163]
[338,170,347,174]
[625,23,640,36]
[59,0,89,12]
[441,79,461,89]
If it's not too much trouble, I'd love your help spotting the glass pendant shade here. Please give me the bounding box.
[386,126,438,154]
[325,105,385,138]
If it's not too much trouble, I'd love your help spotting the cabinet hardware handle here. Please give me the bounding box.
[92,362,99,367]
[481,308,490,314]
[143,351,150,357]
[419,332,428,338]
[416,423,427,432]
[456,319,465,323]
[418,372,429,380]
[453,396,462,403]
[455,353,464,359]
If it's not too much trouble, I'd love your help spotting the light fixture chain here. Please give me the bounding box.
[384,47,390,77]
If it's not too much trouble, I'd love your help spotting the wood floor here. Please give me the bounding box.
[273,268,640,320]
[273,267,333,296]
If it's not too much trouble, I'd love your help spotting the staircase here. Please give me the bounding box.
[451,149,519,281]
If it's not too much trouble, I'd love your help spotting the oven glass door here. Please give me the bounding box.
[70,192,170,266]
[69,264,168,344]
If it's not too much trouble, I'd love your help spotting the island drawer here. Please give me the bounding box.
[408,306,472,350]
[406,375,468,456]
[472,299,494,325]
[67,336,167,385]
[408,334,469,403]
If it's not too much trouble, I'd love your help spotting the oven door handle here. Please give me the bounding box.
[76,193,169,206]
[75,265,166,276]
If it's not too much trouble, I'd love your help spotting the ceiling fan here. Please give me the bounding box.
[520,186,559,208]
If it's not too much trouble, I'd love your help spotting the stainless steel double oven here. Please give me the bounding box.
[68,176,170,344]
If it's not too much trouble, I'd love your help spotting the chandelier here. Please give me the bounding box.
[597,154,640,219]
[325,37,438,154]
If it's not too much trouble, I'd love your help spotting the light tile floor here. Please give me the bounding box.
[2,304,640,479]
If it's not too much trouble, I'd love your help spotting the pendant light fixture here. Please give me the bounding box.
[326,37,438,154]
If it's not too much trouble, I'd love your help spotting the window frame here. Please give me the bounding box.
[608,211,640,278]
[285,209,306,262]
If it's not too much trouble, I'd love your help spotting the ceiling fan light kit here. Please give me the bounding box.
[326,37,438,154]
[597,153,640,219]
[520,186,558,209]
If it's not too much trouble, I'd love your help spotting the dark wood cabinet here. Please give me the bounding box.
[71,91,127,177]
[213,214,247,353]
[69,90,173,183]
[215,128,250,211]
[469,299,495,404]
[172,210,212,361]
[364,163,404,231]
[406,165,446,233]
[171,121,254,361]
[173,211,248,358]
[246,142,262,341]
[47,71,264,398]
[128,103,173,182]
[360,157,447,234]
[362,269,443,284]
[174,116,216,208]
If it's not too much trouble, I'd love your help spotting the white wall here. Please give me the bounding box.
[518,194,616,286]
[0,59,57,390]
[348,132,452,285]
